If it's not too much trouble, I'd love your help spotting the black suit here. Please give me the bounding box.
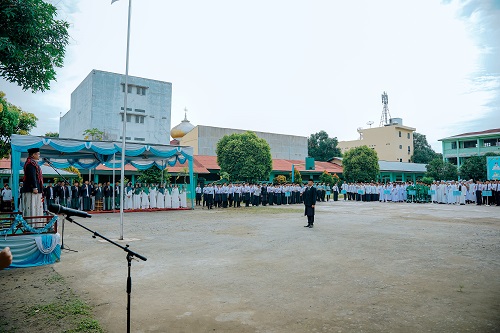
[80,184,90,210]
[303,185,317,225]
[44,186,56,207]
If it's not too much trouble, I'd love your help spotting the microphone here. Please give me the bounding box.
[48,204,92,218]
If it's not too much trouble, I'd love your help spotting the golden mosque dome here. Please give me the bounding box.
[170,108,195,139]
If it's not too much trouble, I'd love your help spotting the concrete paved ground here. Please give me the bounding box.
[54,201,500,332]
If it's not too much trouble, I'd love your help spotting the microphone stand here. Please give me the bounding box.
[62,214,147,333]
[43,158,77,252]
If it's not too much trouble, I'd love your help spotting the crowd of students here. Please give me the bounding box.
[13,180,191,212]
[196,182,340,209]
[8,178,500,214]
[341,180,500,206]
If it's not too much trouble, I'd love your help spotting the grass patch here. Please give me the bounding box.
[24,298,104,332]
[66,318,104,333]
[27,299,90,319]
[45,273,65,284]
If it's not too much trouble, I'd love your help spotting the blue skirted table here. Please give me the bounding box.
[1,214,61,268]
[0,233,61,268]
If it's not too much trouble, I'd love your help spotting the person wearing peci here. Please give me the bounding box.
[303,179,317,228]
[80,180,91,211]
[71,181,80,209]
[22,148,44,220]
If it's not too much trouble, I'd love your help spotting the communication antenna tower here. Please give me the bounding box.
[379,91,391,126]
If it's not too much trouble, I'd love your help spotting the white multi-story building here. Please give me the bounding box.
[60,69,172,144]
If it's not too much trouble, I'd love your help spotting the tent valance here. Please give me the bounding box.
[10,134,195,211]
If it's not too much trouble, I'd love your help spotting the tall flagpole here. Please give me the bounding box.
[119,0,132,240]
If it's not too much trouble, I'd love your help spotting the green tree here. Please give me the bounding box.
[319,171,334,186]
[420,176,434,185]
[425,158,458,181]
[63,166,82,184]
[0,0,70,92]
[138,165,169,184]
[83,128,105,141]
[411,132,439,164]
[342,146,379,182]
[216,131,272,182]
[0,91,37,158]
[219,171,230,182]
[44,132,59,138]
[273,175,286,185]
[459,153,499,181]
[290,168,302,184]
[308,130,342,161]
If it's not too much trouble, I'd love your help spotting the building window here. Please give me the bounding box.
[408,146,411,154]
[136,87,146,95]
[135,115,145,124]
[134,137,145,141]
[463,140,476,148]
[451,142,457,149]
[400,158,403,162]
[121,84,133,93]
[121,114,131,122]
[119,136,131,140]
[484,138,499,147]
[399,131,401,137]
[407,133,410,139]
[134,109,146,113]
[399,145,402,149]
[120,107,132,111]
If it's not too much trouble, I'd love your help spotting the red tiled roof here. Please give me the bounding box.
[169,156,343,175]
[448,128,500,138]
[168,157,210,174]
[272,159,343,173]
[194,155,221,170]
[0,159,10,168]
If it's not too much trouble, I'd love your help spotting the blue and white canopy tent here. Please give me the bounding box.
[3,135,194,268]
[10,134,195,210]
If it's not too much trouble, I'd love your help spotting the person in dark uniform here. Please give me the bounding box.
[95,183,104,211]
[58,181,70,207]
[261,184,268,206]
[103,182,112,210]
[71,181,80,209]
[80,180,91,211]
[44,181,56,209]
[22,148,44,220]
[303,179,317,228]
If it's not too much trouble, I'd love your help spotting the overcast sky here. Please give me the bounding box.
[1,0,499,152]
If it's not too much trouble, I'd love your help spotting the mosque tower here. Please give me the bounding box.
[170,107,195,145]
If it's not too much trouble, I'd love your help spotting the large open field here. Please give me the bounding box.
[2,201,499,332]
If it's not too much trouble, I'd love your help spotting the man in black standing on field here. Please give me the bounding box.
[303,179,317,228]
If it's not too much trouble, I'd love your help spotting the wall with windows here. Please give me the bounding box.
[338,124,415,162]
[60,69,171,144]
[440,130,500,166]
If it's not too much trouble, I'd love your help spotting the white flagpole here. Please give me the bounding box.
[119,0,132,240]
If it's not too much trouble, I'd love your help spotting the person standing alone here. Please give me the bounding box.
[22,148,44,220]
[303,179,317,228]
